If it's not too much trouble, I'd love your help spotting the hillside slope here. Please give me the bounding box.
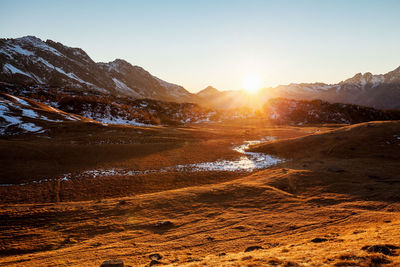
[0,121,399,266]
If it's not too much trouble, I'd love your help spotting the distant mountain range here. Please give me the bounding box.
[197,67,400,110]
[1,36,399,110]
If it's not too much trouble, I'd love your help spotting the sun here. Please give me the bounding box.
[242,75,262,94]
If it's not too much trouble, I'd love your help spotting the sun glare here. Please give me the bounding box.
[242,75,262,94]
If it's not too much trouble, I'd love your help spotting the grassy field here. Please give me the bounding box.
[0,119,399,266]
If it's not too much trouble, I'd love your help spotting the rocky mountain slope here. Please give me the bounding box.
[0,36,195,102]
[264,98,400,125]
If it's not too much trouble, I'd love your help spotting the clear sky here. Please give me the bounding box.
[1,0,400,92]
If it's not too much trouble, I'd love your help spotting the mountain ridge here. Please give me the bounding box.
[1,36,399,109]
[0,36,196,103]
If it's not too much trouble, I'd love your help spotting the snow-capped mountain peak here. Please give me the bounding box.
[0,36,195,102]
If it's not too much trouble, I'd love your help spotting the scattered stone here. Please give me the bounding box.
[149,254,162,261]
[327,167,345,173]
[338,254,365,261]
[186,258,201,262]
[153,221,173,228]
[64,237,78,244]
[149,259,161,266]
[268,259,282,266]
[218,253,226,256]
[91,242,102,247]
[118,200,127,205]
[206,236,215,241]
[311,238,328,243]
[100,259,124,267]
[245,246,263,252]
[366,254,391,265]
[362,245,399,256]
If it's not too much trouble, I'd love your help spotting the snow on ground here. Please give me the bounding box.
[0,102,42,135]
[7,94,31,106]
[33,57,98,88]
[371,75,385,87]
[16,36,64,57]
[112,78,140,96]
[92,116,153,127]
[3,63,34,79]
[6,44,35,56]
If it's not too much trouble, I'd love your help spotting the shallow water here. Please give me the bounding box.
[1,136,282,186]
[65,136,282,179]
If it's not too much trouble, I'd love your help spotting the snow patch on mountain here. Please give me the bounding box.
[16,36,63,56]
[112,78,141,97]
[3,63,33,78]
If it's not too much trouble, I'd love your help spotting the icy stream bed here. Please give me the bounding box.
[63,136,282,179]
[1,136,283,186]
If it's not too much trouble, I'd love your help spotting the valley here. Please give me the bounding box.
[0,35,399,266]
[1,120,400,266]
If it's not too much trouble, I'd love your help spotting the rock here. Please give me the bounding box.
[64,237,78,244]
[367,255,391,265]
[327,166,345,173]
[154,221,173,228]
[218,253,226,256]
[100,259,124,267]
[311,238,328,243]
[362,245,399,256]
[118,200,127,205]
[245,246,263,252]
[91,242,102,247]
[149,253,162,260]
[206,236,215,241]
[149,260,161,266]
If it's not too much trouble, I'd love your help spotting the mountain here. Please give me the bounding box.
[1,36,399,110]
[264,98,400,125]
[198,68,400,110]
[266,66,400,110]
[197,86,222,98]
[0,36,195,102]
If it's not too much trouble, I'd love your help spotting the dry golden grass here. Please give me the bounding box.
[0,120,399,266]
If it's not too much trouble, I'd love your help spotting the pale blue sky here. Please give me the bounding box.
[1,0,399,92]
